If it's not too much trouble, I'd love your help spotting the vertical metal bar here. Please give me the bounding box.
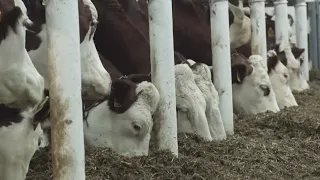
[209,0,234,135]
[308,2,318,68]
[250,0,267,66]
[295,0,310,80]
[274,0,289,43]
[46,0,86,178]
[148,0,178,156]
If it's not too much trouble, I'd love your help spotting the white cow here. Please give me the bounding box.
[83,79,160,157]
[175,63,212,141]
[232,54,280,114]
[26,0,111,100]
[0,1,44,108]
[274,40,309,92]
[267,50,298,109]
[184,59,226,140]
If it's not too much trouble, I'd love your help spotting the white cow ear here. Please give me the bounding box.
[135,81,160,114]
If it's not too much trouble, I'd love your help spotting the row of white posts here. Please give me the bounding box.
[45,0,309,179]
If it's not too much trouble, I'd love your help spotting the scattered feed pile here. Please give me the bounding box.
[27,80,320,180]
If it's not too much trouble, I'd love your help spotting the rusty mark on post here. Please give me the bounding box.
[48,47,72,179]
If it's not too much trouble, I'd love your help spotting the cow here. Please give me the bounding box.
[267,50,298,109]
[83,77,160,157]
[24,0,111,100]
[0,95,50,180]
[231,53,280,114]
[235,43,299,109]
[273,41,309,92]
[183,59,226,140]
[0,0,44,108]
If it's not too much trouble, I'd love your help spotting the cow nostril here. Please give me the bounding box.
[132,123,141,132]
[260,85,270,96]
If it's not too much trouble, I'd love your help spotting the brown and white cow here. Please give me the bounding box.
[0,94,49,180]
[0,0,44,108]
[24,0,111,100]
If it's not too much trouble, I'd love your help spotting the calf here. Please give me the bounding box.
[0,0,44,108]
[25,0,111,100]
[0,95,49,180]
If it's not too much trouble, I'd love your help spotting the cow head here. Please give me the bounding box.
[25,0,111,101]
[0,94,49,180]
[232,54,280,114]
[84,79,160,157]
[274,41,309,92]
[267,50,298,109]
[0,0,44,108]
[228,2,251,49]
[184,59,226,140]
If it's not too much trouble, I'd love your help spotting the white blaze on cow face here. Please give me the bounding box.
[0,108,44,180]
[232,55,280,115]
[267,50,298,109]
[185,59,226,140]
[278,41,309,92]
[229,3,251,49]
[175,64,212,141]
[0,4,44,108]
[84,81,160,157]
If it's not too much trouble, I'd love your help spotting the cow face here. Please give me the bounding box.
[274,41,309,92]
[232,54,280,115]
[185,59,226,140]
[0,95,50,180]
[26,0,111,101]
[0,0,44,108]
[174,63,212,141]
[84,79,160,157]
[267,50,298,109]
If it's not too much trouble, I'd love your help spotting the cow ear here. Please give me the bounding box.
[108,80,138,114]
[274,44,280,53]
[33,96,50,130]
[277,51,287,66]
[267,56,278,74]
[231,64,246,84]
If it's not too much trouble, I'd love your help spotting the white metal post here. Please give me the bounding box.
[209,0,234,135]
[274,0,289,43]
[250,0,267,66]
[46,0,85,179]
[148,0,178,156]
[295,0,309,81]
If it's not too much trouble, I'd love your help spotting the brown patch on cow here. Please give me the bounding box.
[277,51,287,67]
[267,55,279,74]
[108,79,138,114]
[98,52,123,81]
[26,0,46,34]
[231,53,253,84]
[0,104,23,127]
[0,6,23,43]
[235,43,251,58]
[25,30,42,51]
[79,0,93,43]
[93,0,151,75]
[291,44,305,65]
